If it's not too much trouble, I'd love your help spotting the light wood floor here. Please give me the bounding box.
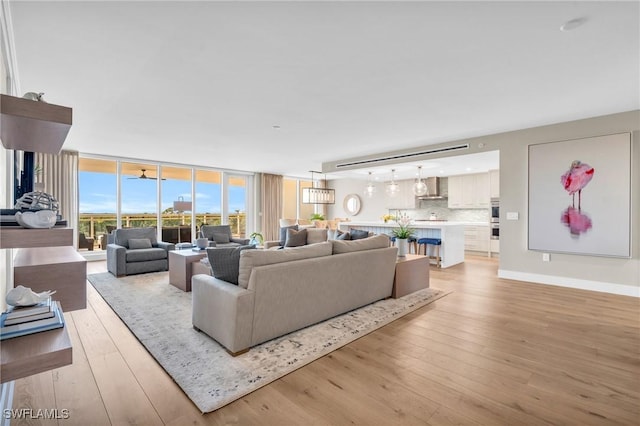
[10,256,639,425]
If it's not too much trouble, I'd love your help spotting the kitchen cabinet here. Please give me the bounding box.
[489,169,500,198]
[385,179,416,210]
[448,173,490,209]
[447,175,464,208]
[464,226,489,252]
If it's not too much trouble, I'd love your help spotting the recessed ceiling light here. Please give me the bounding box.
[560,17,588,32]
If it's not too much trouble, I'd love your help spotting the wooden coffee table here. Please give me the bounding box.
[168,249,207,292]
[392,254,430,298]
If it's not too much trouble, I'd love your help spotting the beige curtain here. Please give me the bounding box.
[260,173,283,241]
[35,150,79,247]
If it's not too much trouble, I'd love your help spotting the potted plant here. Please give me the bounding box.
[391,216,414,257]
[309,213,325,221]
[249,232,264,246]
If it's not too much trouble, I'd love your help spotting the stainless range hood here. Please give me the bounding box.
[416,177,446,200]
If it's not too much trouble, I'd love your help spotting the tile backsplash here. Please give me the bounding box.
[396,198,490,223]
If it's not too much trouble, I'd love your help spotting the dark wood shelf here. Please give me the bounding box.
[0,94,72,154]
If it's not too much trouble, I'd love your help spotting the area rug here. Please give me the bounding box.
[88,271,450,413]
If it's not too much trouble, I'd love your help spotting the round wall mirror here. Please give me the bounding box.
[343,193,361,216]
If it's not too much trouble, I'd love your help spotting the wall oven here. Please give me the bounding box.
[490,223,499,240]
[490,198,499,223]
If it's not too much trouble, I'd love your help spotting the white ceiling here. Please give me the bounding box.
[7,1,639,180]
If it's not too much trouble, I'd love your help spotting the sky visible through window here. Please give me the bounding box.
[79,171,246,214]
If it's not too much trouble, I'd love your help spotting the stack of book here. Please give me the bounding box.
[0,297,65,340]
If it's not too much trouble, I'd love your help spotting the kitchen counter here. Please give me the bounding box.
[338,221,465,268]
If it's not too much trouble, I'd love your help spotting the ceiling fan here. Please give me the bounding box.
[128,169,165,180]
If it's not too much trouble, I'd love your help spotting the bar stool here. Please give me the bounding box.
[417,237,442,267]
[389,236,418,253]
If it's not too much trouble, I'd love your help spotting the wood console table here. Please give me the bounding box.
[392,254,430,298]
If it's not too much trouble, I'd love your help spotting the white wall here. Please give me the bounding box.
[328,111,640,296]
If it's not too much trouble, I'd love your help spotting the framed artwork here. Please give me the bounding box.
[528,133,631,258]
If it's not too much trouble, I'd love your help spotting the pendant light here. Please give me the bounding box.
[302,171,335,204]
[364,171,376,198]
[413,165,428,196]
[385,169,400,197]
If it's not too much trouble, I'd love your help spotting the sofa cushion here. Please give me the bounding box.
[307,228,328,244]
[128,238,152,250]
[349,229,370,240]
[331,234,389,254]
[285,228,307,247]
[114,227,158,249]
[238,241,332,289]
[125,247,167,262]
[212,232,231,244]
[207,245,255,285]
[279,225,298,246]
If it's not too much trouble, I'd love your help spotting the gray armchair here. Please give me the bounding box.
[199,224,250,248]
[107,227,175,276]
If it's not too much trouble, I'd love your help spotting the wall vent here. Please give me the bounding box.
[335,143,470,168]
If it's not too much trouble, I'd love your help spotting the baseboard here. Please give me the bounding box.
[498,269,640,297]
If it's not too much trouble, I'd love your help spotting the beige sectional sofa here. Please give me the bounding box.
[191,234,398,355]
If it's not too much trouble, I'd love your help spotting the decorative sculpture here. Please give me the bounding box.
[6,285,56,307]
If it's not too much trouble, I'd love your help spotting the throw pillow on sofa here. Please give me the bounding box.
[336,231,350,240]
[285,228,307,247]
[331,234,390,254]
[279,225,298,246]
[349,229,370,240]
[206,245,255,285]
[128,238,153,249]
[306,228,328,244]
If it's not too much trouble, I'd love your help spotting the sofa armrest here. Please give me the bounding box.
[191,275,255,354]
[106,244,127,276]
[231,237,250,245]
[263,240,281,249]
[157,241,176,251]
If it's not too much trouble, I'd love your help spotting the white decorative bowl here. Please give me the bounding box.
[15,210,57,228]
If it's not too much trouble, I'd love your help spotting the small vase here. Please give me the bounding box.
[396,238,409,257]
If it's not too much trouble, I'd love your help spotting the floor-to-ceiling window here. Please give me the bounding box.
[161,166,192,244]
[281,177,315,222]
[121,162,159,229]
[299,180,314,220]
[195,169,222,230]
[78,156,254,253]
[78,158,117,250]
[227,175,248,238]
[283,178,298,220]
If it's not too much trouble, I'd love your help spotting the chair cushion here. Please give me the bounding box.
[114,227,158,248]
[206,245,255,285]
[212,232,230,244]
[279,225,298,246]
[285,228,307,247]
[125,247,167,262]
[128,238,152,250]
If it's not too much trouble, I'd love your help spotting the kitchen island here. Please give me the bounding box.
[338,221,465,268]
